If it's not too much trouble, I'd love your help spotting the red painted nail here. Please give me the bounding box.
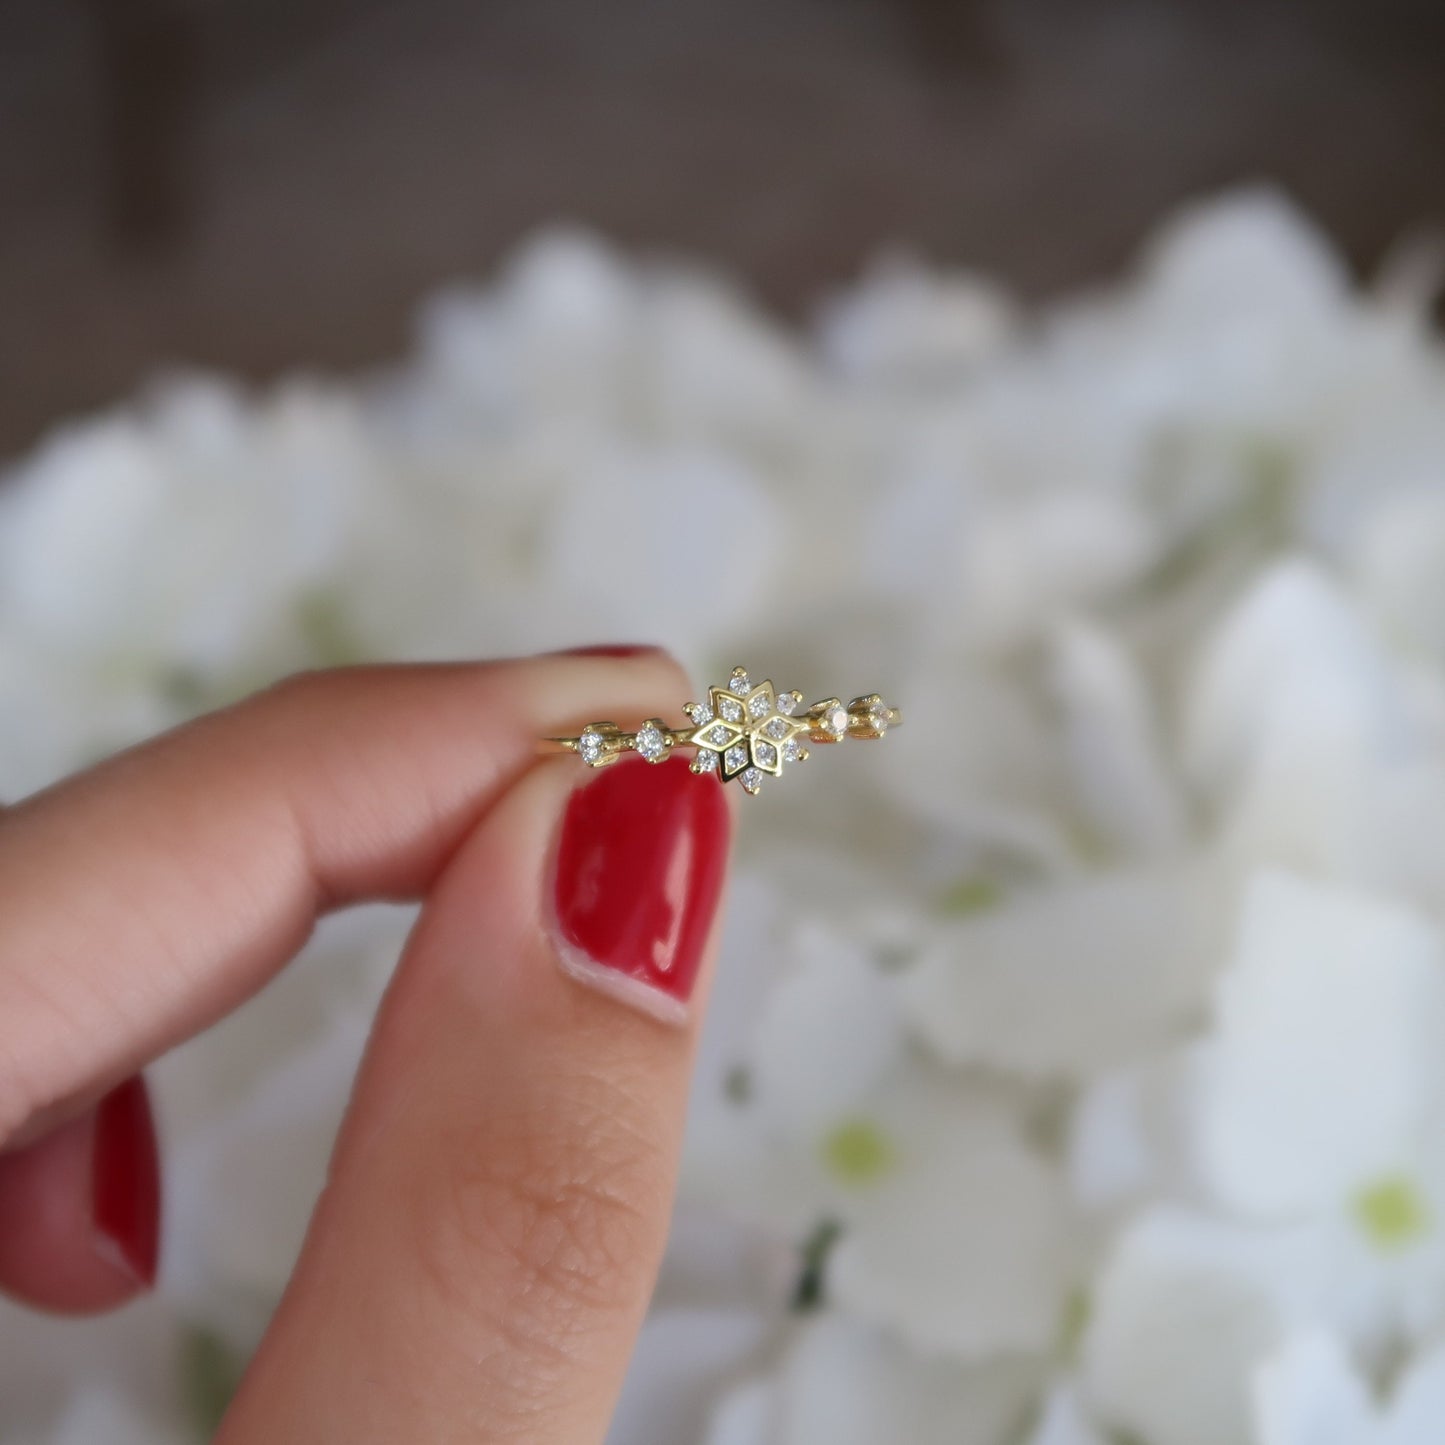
[556,644,663,659]
[92,1076,161,1289]
[551,754,731,1023]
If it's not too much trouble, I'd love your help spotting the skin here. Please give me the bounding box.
[0,651,735,1443]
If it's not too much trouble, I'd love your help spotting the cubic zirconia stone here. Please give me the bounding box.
[719,696,744,723]
[753,740,777,768]
[636,723,666,761]
[578,730,606,766]
[825,704,848,737]
[782,738,802,763]
[707,724,732,746]
[778,692,800,715]
[692,749,718,774]
[729,672,751,696]
[725,744,749,773]
[739,767,764,794]
[764,716,789,740]
[869,701,890,734]
[687,701,713,724]
[748,691,771,719]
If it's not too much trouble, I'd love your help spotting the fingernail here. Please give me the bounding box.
[554,644,663,659]
[91,1076,161,1289]
[551,754,730,1023]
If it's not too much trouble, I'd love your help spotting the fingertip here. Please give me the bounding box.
[0,1078,159,1314]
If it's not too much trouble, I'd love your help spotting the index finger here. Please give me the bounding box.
[0,650,685,1145]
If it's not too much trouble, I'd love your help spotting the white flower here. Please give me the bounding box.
[1046,618,1187,859]
[1082,1208,1294,1445]
[901,865,1219,1083]
[1183,560,1403,801]
[13,187,1445,1439]
[1027,1381,1110,1445]
[1068,1050,1203,1213]
[0,1295,184,1440]
[818,256,1015,382]
[683,908,1074,1360]
[1255,1332,1445,1445]
[605,1308,775,1445]
[703,1315,1040,1445]
[538,447,784,658]
[1353,488,1445,671]
[0,379,359,678]
[1192,872,1445,1355]
[154,907,409,1348]
[35,1388,189,1445]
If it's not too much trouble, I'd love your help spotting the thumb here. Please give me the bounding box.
[217,748,733,1444]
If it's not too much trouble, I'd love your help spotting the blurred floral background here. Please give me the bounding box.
[8,3,1445,1443]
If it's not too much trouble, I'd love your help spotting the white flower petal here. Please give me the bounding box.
[1141,190,1349,330]
[542,448,782,654]
[1383,1338,1445,1443]
[162,1009,373,1347]
[1353,489,1445,670]
[703,1377,778,1445]
[652,1205,794,1314]
[43,1388,190,1445]
[605,1309,774,1445]
[1083,1209,1293,1445]
[1253,1332,1374,1445]
[754,1316,1039,1445]
[818,256,1015,382]
[1184,561,1403,798]
[747,920,906,1138]
[1048,618,1187,857]
[960,493,1158,651]
[0,1295,182,1432]
[903,866,1218,1081]
[1197,871,1445,1216]
[1028,1381,1110,1445]
[1069,1050,1203,1211]
[876,659,1065,848]
[830,1084,1074,1359]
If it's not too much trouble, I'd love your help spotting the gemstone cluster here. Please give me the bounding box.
[563,666,899,797]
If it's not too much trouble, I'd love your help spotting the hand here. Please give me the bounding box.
[0,652,734,1443]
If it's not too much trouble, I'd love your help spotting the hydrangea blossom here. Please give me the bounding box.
[8,190,1445,1441]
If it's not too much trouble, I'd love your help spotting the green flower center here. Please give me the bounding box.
[822,1118,895,1185]
[1354,1174,1431,1251]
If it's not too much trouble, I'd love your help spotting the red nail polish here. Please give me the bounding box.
[552,755,730,1022]
[556,644,663,659]
[92,1076,160,1289]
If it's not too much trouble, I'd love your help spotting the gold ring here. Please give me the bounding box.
[541,666,901,795]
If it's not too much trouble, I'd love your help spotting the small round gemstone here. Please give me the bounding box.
[782,738,803,763]
[748,691,771,719]
[707,723,733,746]
[578,730,606,766]
[824,704,848,737]
[725,744,749,773]
[739,767,764,794]
[692,749,718,774]
[718,696,744,723]
[636,723,667,761]
[764,716,790,740]
[778,692,800,715]
[869,700,890,734]
[729,671,751,696]
[754,740,777,768]
[687,701,713,725]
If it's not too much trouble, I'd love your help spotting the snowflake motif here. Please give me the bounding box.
[685,667,810,795]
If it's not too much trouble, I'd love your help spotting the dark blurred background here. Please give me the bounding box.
[4,0,1445,456]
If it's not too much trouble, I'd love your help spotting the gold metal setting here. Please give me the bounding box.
[542,666,901,796]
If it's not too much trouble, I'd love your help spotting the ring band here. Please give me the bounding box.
[541,665,901,795]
